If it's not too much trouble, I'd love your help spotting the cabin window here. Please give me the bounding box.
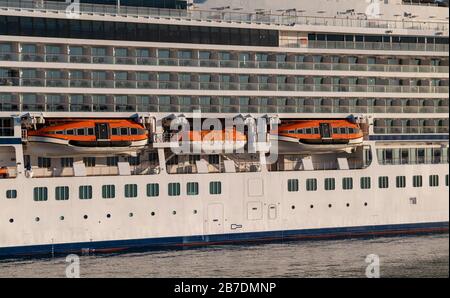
[102,185,115,199]
[120,127,128,135]
[79,185,92,200]
[55,186,69,201]
[128,155,141,166]
[209,181,222,195]
[124,184,138,198]
[60,158,73,168]
[77,128,85,135]
[396,176,406,188]
[446,175,449,187]
[306,179,317,191]
[187,182,199,196]
[342,177,353,190]
[38,157,51,168]
[413,175,423,187]
[360,177,371,189]
[324,178,335,191]
[378,176,389,189]
[87,128,94,135]
[429,175,439,187]
[83,157,96,167]
[287,179,299,192]
[6,189,17,199]
[168,183,181,196]
[33,187,48,201]
[147,183,159,197]
[209,155,220,165]
[107,156,119,166]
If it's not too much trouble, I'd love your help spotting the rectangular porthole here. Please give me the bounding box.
[378,176,389,189]
[324,178,335,191]
[429,175,439,187]
[342,177,353,190]
[168,183,181,196]
[6,189,17,199]
[33,187,48,201]
[79,185,92,200]
[209,181,222,195]
[55,186,69,201]
[413,175,423,188]
[396,176,406,188]
[124,184,138,198]
[102,185,115,199]
[187,182,199,196]
[147,183,159,197]
[287,179,299,192]
[360,177,371,189]
[306,178,317,191]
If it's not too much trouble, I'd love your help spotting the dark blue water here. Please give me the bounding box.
[0,234,448,278]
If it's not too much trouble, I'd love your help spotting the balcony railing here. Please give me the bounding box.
[0,0,448,33]
[1,52,448,73]
[373,126,449,134]
[2,77,448,94]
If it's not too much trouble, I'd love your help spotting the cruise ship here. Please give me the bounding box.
[0,0,448,257]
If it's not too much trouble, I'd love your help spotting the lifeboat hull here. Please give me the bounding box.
[271,135,363,154]
[26,136,147,157]
[171,141,247,154]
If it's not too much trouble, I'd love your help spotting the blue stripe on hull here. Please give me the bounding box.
[0,221,448,258]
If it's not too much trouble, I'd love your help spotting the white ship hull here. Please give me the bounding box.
[0,161,448,256]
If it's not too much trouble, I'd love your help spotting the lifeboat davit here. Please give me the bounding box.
[175,128,247,154]
[26,119,148,157]
[271,120,364,154]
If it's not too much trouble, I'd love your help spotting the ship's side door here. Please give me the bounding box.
[207,203,224,234]
[95,123,110,140]
[319,123,331,138]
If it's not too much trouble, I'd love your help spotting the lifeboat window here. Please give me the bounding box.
[332,128,339,134]
[130,128,138,135]
[296,129,304,134]
[66,129,74,135]
[55,131,64,135]
[77,128,85,136]
[288,130,295,134]
[313,127,319,134]
[120,128,128,135]
[305,128,312,134]
[87,128,95,135]
[348,128,355,134]
[112,128,119,135]
[339,127,346,134]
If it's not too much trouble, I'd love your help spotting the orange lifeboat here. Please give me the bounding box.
[175,128,247,154]
[26,119,148,157]
[271,119,363,153]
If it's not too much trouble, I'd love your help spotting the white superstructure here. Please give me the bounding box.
[0,0,448,257]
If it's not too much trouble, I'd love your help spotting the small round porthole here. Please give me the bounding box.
[193,210,198,214]
[328,204,332,208]
[291,205,295,210]
[172,211,177,215]
[151,212,155,216]
[35,217,40,222]
[364,202,368,206]
[310,205,314,209]
[106,214,111,219]
[83,215,88,219]
[346,203,350,207]
[9,218,14,223]
[129,213,134,218]
[60,216,65,221]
